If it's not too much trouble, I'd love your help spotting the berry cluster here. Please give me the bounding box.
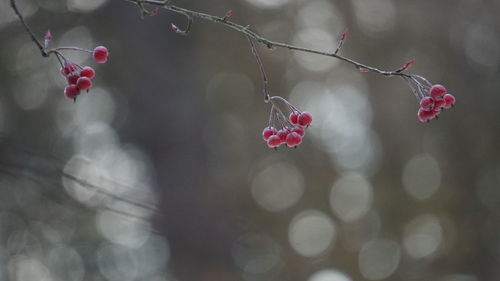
[417,84,456,122]
[403,75,456,123]
[262,97,312,149]
[58,46,109,101]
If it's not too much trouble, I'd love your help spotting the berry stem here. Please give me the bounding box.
[54,52,66,68]
[246,35,270,102]
[49,47,93,53]
[269,96,301,112]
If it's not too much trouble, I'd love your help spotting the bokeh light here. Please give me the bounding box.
[289,210,337,258]
[403,214,443,259]
[402,154,441,200]
[358,239,401,280]
[308,269,353,281]
[251,161,304,212]
[330,174,373,222]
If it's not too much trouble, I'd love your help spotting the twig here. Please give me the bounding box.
[10,0,48,57]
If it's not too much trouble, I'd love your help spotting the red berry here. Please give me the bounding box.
[67,73,80,85]
[298,112,313,127]
[80,66,95,79]
[289,112,300,124]
[61,62,77,76]
[277,128,290,143]
[64,85,80,100]
[419,97,434,110]
[267,135,282,148]
[291,126,305,137]
[443,94,456,109]
[93,46,109,63]
[430,107,441,118]
[433,99,446,109]
[262,127,277,141]
[429,84,447,99]
[417,108,433,123]
[286,132,302,147]
[76,77,92,91]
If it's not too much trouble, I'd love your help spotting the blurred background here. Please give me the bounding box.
[0,0,499,280]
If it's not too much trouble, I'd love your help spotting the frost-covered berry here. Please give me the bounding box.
[417,108,432,123]
[262,127,277,141]
[267,135,282,148]
[286,132,302,147]
[419,97,434,110]
[277,128,290,143]
[289,112,300,124]
[430,107,441,119]
[443,94,456,109]
[298,112,313,127]
[61,62,77,76]
[64,85,80,100]
[429,84,447,100]
[76,77,92,91]
[80,66,95,79]
[93,46,109,63]
[67,73,80,85]
[262,96,312,149]
[60,67,67,77]
[291,126,305,137]
[433,99,446,109]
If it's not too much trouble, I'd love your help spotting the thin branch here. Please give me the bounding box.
[61,172,158,212]
[246,36,270,102]
[10,0,48,57]
[121,0,413,78]
[12,0,414,78]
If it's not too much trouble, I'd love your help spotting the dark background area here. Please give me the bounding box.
[1,0,500,280]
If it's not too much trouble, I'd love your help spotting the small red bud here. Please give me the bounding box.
[399,59,415,72]
[340,28,349,41]
[171,23,180,33]
[224,10,233,19]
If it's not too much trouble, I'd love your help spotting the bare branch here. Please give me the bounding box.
[12,0,414,79]
[10,0,48,57]
[120,0,413,78]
